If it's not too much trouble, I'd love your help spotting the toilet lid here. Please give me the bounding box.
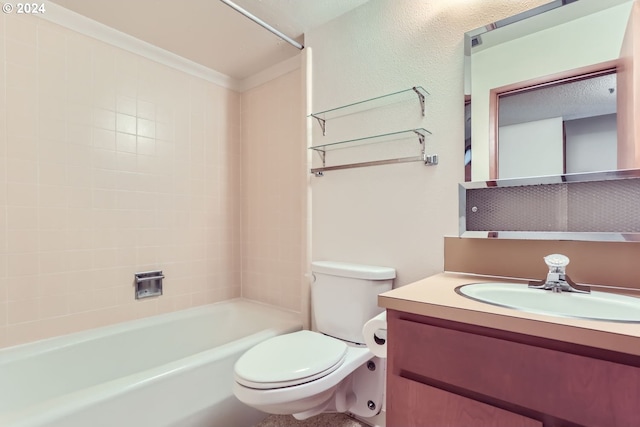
[234,330,348,389]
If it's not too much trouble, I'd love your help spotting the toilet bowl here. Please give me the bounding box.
[233,261,395,420]
[233,330,383,420]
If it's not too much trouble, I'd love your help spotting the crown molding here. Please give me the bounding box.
[239,54,302,92]
[39,0,242,91]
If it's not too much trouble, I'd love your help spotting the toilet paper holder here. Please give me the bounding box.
[363,311,388,358]
[373,330,387,345]
[135,270,164,299]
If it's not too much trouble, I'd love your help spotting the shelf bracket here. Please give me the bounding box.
[312,115,327,136]
[413,86,426,116]
[313,148,326,176]
[412,129,437,166]
[424,154,438,166]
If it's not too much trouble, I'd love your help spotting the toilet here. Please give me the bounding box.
[233,261,395,420]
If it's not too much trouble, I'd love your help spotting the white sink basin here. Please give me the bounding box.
[456,282,640,323]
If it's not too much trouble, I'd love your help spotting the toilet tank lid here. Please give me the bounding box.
[311,261,396,280]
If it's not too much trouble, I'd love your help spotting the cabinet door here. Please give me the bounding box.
[389,314,640,427]
[388,375,542,427]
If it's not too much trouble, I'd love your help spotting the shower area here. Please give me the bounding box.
[0,0,312,349]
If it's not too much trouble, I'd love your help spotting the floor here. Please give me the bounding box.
[256,413,368,427]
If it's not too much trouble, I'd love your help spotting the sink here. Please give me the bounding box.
[456,282,640,323]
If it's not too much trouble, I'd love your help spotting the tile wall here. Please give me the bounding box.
[0,13,243,347]
[240,70,305,312]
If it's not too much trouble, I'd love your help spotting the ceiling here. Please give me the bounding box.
[49,0,369,80]
[499,73,617,126]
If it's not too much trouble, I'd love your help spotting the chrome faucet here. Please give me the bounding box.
[528,254,591,294]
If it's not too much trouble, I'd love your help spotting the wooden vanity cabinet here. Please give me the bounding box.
[386,309,640,427]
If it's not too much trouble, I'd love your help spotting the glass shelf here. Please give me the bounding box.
[310,128,431,152]
[310,86,429,135]
[309,128,437,175]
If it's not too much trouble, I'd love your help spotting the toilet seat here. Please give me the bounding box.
[235,330,348,389]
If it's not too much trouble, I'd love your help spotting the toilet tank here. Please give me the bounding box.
[311,261,395,345]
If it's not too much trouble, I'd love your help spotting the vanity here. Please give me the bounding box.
[379,273,640,427]
[387,0,640,423]
[389,0,640,423]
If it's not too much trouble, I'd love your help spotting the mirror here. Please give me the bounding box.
[464,0,636,181]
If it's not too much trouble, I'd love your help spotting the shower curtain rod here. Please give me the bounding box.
[219,0,304,50]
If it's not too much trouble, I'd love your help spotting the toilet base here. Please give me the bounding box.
[293,356,385,420]
[234,352,385,421]
[345,356,385,418]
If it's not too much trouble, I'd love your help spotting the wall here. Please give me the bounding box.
[445,237,640,292]
[565,114,618,173]
[498,117,564,178]
[305,0,556,287]
[0,13,242,348]
[3,0,624,348]
[240,65,306,313]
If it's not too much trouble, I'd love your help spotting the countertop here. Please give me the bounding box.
[378,272,640,357]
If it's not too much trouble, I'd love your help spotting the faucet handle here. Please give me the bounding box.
[544,254,570,271]
[544,253,569,283]
[529,253,591,294]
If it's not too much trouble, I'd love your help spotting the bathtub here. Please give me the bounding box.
[0,299,302,427]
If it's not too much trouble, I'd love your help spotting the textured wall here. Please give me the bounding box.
[305,0,551,287]
[0,13,242,348]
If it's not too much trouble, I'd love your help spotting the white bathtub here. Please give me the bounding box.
[0,299,302,427]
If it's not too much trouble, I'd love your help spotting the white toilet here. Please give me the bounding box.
[233,261,395,420]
